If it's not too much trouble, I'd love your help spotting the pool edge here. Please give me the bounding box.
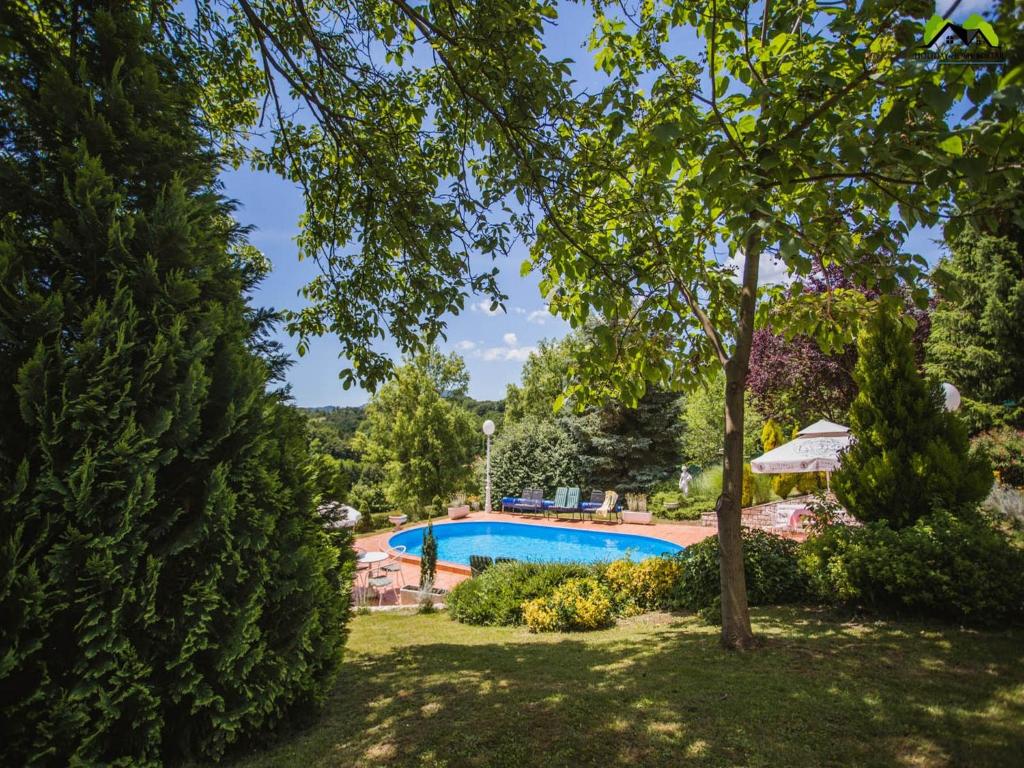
[387,517,683,572]
[396,552,471,576]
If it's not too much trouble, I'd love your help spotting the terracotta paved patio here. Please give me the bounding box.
[351,511,717,607]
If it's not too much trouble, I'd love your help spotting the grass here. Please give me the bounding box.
[225,607,1024,768]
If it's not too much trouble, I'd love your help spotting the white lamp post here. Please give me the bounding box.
[482,419,495,513]
[941,382,961,412]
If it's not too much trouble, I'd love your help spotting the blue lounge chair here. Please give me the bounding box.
[578,490,604,521]
[509,488,544,515]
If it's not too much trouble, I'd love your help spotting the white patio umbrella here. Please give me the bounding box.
[317,502,362,529]
[750,419,852,491]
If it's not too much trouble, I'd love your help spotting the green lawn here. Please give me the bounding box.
[228,608,1024,768]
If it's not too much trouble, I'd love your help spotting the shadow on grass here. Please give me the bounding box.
[225,607,1024,768]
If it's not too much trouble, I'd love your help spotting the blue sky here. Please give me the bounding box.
[224,0,992,407]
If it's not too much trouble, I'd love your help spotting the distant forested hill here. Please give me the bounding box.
[301,405,367,443]
[301,396,504,446]
[452,397,504,428]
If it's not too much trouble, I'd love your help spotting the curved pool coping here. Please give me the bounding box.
[386,518,685,573]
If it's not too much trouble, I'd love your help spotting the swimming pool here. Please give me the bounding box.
[388,520,683,566]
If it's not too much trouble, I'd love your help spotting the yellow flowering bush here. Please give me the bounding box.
[633,556,684,609]
[600,556,683,613]
[601,559,637,599]
[521,598,560,632]
[523,578,615,632]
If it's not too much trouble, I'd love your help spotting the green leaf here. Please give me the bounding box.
[736,115,756,135]
[936,136,963,156]
[652,122,680,144]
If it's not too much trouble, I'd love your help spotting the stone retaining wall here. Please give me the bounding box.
[700,496,816,531]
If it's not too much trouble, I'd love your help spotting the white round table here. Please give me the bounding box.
[358,550,387,565]
[356,550,387,586]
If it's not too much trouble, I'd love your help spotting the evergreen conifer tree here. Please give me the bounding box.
[925,229,1024,431]
[833,308,992,528]
[0,4,348,764]
[578,389,683,492]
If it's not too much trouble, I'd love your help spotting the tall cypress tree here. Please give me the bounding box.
[0,4,348,764]
[833,307,991,528]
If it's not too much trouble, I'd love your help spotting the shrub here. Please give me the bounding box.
[796,471,826,495]
[649,488,680,513]
[773,473,799,499]
[523,578,615,632]
[670,498,717,520]
[692,465,724,499]
[974,427,1024,488]
[673,529,806,611]
[799,508,1024,625]
[487,417,587,499]
[655,494,715,520]
[741,464,754,507]
[982,485,1024,531]
[447,561,594,626]
[749,468,774,506]
[600,556,684,614]
[654,466,721,520]
[739,462,775,506]
[349,480,391,528]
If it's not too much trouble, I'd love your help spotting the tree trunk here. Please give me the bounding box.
[716,229,762,650]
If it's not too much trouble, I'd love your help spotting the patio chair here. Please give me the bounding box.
[577,490,604,521]
[504,489,527,513]
[354,547,371,585]
[509,488,544,515]
[525,488,546,516]
[607,490,622,522]
[592,490,620,523]
[495,557,517,565]
[547,486,568,519]
[470,554,494,576]
[379,545,407,587]
[366,574,395,606]
[551,486,581,520]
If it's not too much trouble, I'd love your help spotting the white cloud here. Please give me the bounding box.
[513,307,527,315]
[471,299,505,316]
[725,253,793,286]
[476,332,536,362]
[526,308,552,325]
[454,340,477,351]
[759,256,793,286]
[481,345,538,362]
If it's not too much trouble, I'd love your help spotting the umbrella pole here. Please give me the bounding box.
[826,471,831,493]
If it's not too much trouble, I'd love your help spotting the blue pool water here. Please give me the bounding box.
[388,521,683,566]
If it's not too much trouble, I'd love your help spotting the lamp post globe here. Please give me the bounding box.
[941,383,961,412]
[482,420,495,513]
